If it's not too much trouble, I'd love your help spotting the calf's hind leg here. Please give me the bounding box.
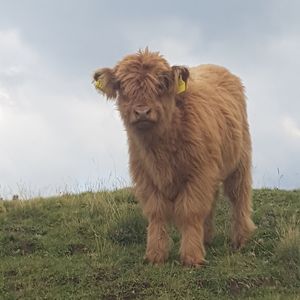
[203,189,219,246]
[224,159,256,250]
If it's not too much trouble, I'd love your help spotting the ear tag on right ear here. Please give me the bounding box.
[94,79,105,92]
[177,75,186,94]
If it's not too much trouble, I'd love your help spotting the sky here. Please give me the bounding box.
[0,0,300,198]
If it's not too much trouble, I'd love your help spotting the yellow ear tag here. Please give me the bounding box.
[94,79,105,91]
[177,75,186,94]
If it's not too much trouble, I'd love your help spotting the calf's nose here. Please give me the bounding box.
[134,107,151,119]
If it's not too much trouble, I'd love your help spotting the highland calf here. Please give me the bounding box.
[93,49,256,267]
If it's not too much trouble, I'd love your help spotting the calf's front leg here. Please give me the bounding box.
[175,182,214,267]
[141,192,172,264]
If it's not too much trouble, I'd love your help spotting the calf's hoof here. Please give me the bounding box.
[144,251,168,265]
[181,255,208,268]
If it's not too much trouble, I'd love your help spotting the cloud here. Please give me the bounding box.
[282,117,300,139]
[0,29,129,197]
[0,29,38,76]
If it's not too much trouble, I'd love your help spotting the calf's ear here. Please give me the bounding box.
[172,66,190,94]
[93,68,119,99]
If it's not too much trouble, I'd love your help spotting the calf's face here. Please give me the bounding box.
[93,51,189,135]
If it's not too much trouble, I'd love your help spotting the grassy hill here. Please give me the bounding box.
[0,188,299,299]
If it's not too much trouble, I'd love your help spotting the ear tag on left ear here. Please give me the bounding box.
[94,79,105,92]
[177,75,186,94]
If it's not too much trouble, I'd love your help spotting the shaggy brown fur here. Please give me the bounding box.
[93,49,256,267]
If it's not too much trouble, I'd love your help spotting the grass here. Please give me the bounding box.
[0,188,299,299]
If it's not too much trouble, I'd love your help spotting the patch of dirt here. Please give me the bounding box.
[66,243,88,255]
[196,276,278,297]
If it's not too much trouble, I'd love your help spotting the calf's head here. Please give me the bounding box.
[93,49,189,135]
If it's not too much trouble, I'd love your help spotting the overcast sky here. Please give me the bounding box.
[0,0,299,198]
